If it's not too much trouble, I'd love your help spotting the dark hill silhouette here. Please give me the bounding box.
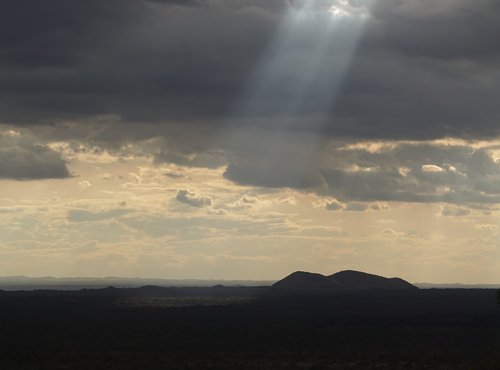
[329,270,418,290]
[272,271,340,290]
[272,270,417,291]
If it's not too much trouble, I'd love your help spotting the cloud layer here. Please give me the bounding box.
[2,0,500,138]
[1,0,500,204]
[0,131,70,180]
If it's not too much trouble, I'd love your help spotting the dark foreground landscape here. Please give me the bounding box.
[1,283,500,370]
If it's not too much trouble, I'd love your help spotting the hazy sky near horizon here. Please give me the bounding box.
[1,0,500,283]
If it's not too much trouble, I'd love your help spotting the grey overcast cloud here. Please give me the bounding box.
[1,0,499,283]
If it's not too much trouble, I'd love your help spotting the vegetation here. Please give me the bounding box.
[0,287,499,369]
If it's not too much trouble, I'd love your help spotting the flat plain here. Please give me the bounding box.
[1,287,500,369]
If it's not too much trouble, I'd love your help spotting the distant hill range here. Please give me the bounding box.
[0,276,275,291]
[415,283,500,289]
[272,270,418,291]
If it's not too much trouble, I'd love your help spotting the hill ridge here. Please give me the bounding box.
[272,270,417,291]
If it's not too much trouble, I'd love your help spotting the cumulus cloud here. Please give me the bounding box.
[208,208,230,216]
[176,189,213,208]
[317,198,389,212]
[380,228,403,238]
[441,205,471,217]
[324,199,344,211]
[78,181,92,190]
[370,203,390,211]
[164,170,184,179]
[274,197,297,206]
[128,173,142,184]
[228,195,259,210]
[0,131,70,180]
[473,224,499,231]
[422,164,445,173]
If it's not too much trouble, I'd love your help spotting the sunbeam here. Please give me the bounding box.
[232,0,373,127]
[3,0,500,327]
[223,0,375,189]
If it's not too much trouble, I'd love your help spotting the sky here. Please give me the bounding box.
[1,0,500,283]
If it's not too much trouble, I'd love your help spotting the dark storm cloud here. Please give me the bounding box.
[368,0,500,60]
[3,0,500,199]
[223,138,500,205]
[224,157,323,189]
[221,130,326,188]
[0,0,280,123]
[2,0,499,139]
[329,0,500,139]
[0,132,70,180]
[319,143,500,204]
